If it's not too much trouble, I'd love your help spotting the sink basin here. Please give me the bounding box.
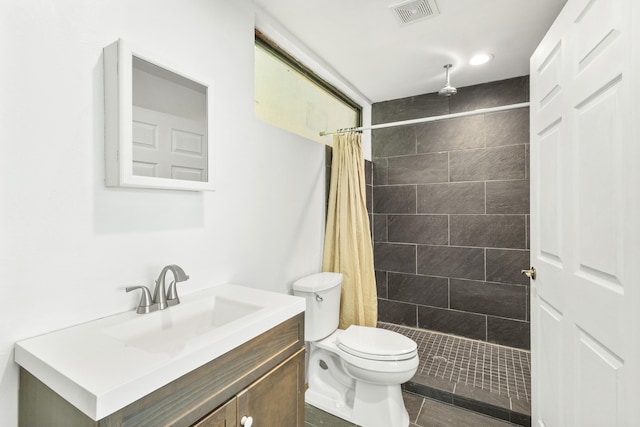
[15,283,305,421]
[104,296,263,354]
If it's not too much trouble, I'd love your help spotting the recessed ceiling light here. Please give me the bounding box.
[470,53,494,65]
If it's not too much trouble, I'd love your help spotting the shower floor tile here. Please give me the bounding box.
[379,322,531,426]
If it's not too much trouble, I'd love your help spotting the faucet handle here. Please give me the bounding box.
[126,286,157,314]
[166,280,184,307]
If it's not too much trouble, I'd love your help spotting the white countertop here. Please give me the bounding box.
[15,284,305,421]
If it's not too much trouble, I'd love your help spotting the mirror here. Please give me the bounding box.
[104,39,215,191]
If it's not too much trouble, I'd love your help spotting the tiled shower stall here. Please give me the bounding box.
[369,76,531,350]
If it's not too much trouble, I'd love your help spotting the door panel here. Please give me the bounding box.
[193,398,237,427]
[574,328,622,427]
[538,120,562,264]
[575,80,623,280]
[573,0,619,73]
[535,40,563,110]
[537,299,563,427]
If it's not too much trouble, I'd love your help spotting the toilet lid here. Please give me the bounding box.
[293,272,342,292]
[336,326,417,361]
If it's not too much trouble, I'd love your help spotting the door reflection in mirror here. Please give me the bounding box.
[131,57,208,182]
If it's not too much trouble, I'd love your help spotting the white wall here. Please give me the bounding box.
[0,1,326,425]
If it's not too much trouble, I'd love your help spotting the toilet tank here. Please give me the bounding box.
[292,272,342,342]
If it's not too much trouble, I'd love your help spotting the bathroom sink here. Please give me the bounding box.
[14,283,305,421]
[104,295,263,354]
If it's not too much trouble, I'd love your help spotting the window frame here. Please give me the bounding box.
[255,30,363,131]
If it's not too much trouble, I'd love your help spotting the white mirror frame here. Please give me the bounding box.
[104,39,215,191]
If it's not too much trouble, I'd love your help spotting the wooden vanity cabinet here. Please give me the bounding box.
[19,313,305,427]
[194,349,305,427]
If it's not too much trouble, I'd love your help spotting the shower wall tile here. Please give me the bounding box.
[417,182,485,214]
[450,215,526,249]
[486,249,531,286]
[418,306,487,341]
[365,159,373,185]
[487,316,531,349]
[387,153,449,184]
[486,180,530,214]
[417,245,485,280]
[448,76,529,114]
[388,215,448,245]
[373,158,388,185]
[366,184,372,213]
[416,115,485,153]
[372,126,416,158]
[378,299,417,327]
[372,93,449,124]
[374,242,416,274]
[373,185,416,213]
[450,145,526,182]
[485,109,530,147]
[373,214,388,242]
[450,279,527,320]
[387,273,449,308]
[371,76,531,349]
[375,270,388,299]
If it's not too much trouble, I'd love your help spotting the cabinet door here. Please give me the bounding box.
[193,397,237,427]
[236,349,305,427]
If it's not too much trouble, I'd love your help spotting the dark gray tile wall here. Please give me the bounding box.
[371,76,531,349]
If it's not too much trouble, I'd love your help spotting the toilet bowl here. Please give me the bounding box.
[293,273,419,427]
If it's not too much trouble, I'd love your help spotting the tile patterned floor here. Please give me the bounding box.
[304,392,519,427]
[379,323,531,402]
[305,323,531,426]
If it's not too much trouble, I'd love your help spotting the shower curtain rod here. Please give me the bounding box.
[319,102,531,136]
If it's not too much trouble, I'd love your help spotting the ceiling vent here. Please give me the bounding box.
[390,0,440,25]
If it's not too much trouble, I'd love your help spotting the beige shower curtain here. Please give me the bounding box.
[322,132,377,329]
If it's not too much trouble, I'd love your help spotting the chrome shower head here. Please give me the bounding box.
[438,64,457,97]
[438,85,458,97]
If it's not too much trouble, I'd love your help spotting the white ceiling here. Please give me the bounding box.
[253,0,567,103]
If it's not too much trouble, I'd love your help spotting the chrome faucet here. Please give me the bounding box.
[126,265,189,314]
[154,264,189,309]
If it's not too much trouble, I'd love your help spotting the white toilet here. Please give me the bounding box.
[293,272,419,427]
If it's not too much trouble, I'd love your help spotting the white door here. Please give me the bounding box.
[132,106,208,182]
[530,0,640,426]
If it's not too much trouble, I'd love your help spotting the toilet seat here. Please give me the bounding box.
[336,326,417,361]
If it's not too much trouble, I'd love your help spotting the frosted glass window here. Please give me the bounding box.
[254,39,360,145]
